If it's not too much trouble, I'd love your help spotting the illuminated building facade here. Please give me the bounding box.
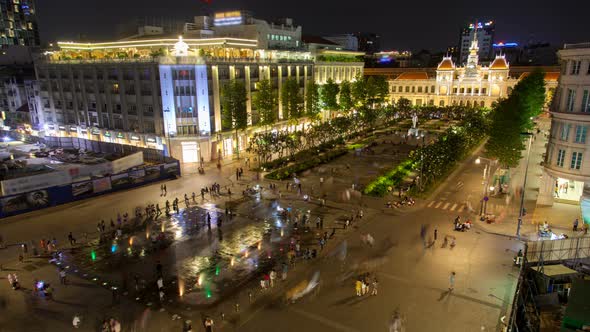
[539,43,590,212]
[211,11,302,50]
[33,32,363,163]
[458,20,495,63]
[387,32,559,108]
[0,0,38,47]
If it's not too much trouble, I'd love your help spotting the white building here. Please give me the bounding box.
[211,11,301,50]
[539,43,590,215]
[387,32,559,108]
[458,20,495,64]
[33,34,363,164]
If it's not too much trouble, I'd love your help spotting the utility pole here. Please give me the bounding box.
[516,133,534,239]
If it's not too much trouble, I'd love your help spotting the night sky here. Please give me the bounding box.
[38,0,589,52]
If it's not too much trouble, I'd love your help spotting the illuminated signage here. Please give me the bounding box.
[70,127,77,132]
[214,11,243,26]
[147,137,156,143]
[58,126,66,130]
[130,135,140,141]
[493,42,518,48]
[116,133,125,139]
[91,129,100,135]
[104,132,111,137]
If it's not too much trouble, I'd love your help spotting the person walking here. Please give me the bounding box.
[371,277,378,296]
[573,218,579,232]
[68,232,76,246]
[449,272,456,291]
[163,184,167,196]
[59,268,67,285]
[355,279,362,296]
[434,228,438,242]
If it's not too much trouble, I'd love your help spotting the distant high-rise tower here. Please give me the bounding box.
[458,20,495,64]
[0,0,39,47]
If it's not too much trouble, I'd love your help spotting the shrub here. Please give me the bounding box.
[363,160,415,196]
[265,149,347,180]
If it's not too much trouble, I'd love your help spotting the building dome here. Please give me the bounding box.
[490,55,508,70]
[437,57,454,70]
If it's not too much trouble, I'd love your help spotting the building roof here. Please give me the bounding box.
[490,56,509,70]
[302,36,338,45]
[395,72,429,80]
[437,57,454,70]
[531,264,578,277]
[518,72,560,82]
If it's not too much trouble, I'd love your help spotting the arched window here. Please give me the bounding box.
[480,101,485,107]
[439,100,445,107]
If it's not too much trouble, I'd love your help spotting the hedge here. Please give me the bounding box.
[363,159,415,197]
[265,149,348,180]
[260,138,345,171]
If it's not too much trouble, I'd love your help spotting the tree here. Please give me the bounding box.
[221,79,248,159]
[486,70,545,167]
[320,78,339,116]
[305,80,321,120]
[281,77,303,121]
[366,75,389,108]
[253,79,276,128]
[351,76,367,108]
[396,97,412,114]
[339,80,354,112]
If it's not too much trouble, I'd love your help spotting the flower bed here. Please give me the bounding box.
[363,159,415,197]
[265,149,348,180]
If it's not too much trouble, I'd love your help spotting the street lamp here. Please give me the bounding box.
[516,132,534,240]
[475,156,496,215]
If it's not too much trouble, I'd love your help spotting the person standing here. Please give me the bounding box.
[449,272,456,291]
[573,218,579,231]
[434,228,438,242]
[355,279,362,296]
[163,184,167,196]
[59,268,67,285]
[371,277,378,296]
[269,269,276,288]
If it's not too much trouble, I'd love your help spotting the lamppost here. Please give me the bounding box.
[516,132,534,240]
[475,156,496,216]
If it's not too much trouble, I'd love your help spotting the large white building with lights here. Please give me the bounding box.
[538,43,590,217]
[386,32,559,108]
[32,12,364,163]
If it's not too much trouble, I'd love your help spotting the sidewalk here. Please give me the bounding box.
[470,117,582,240]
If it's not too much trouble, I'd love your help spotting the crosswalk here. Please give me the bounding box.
[425,199,507,214]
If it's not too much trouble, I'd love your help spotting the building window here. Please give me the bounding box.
[571,152,583,170]
[405,86,410,93]
[582,90,590,112]
[439,100,444,107]
[482,88,487,94]
[143,104,154,114]
[453,87,458,94]
[417,86,422,93]
[566,89,576,112]
[430,86,435,93]
[571,61,581,75]
[460,88,465,93]
[575,125,587,143]
[556,149,566,167]
[560,124,571,141]
[411,86,415,93]
[467,88,472,94]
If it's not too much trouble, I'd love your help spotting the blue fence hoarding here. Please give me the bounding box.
[0,160,180,218]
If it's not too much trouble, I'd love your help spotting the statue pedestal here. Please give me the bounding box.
[407,128,420,137]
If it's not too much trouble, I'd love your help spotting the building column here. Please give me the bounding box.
[278,66,283,120]
[211,66,222,132]
[245,65,252,125]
